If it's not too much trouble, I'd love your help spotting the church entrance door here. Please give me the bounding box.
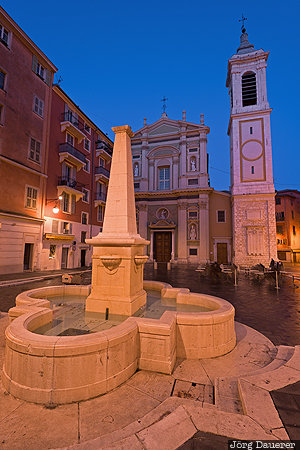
[154,231,171,262]
[217,243,228,264]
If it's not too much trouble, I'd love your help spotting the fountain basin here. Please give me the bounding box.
[2,281,236,405]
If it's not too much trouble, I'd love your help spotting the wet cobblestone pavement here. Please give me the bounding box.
[144,264,300,347]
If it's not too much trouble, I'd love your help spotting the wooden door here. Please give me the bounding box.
[154,232,171,262]
[217,243,228,264]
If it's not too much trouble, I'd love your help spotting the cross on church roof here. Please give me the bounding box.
[161,96,168,114]
[239,14,247,33]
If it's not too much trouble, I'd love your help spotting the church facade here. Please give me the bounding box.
[132,30,277,267]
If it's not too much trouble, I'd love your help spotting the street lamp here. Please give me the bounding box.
[46,196,63,214]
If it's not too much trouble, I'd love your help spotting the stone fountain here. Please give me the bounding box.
[2,125,236,405]
[85,125,149,317]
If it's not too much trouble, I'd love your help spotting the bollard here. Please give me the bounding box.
[275,270,280,290]
[234,268,238,286]
[105,308,109,320]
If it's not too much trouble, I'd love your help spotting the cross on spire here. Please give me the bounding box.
[239,14,247,33]
[161,96,168,114]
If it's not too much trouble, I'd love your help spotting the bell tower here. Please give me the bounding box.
[227,26,277,266]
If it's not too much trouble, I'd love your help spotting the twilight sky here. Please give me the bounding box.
[2,0,299,191]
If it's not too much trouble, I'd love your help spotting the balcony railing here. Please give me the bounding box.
[57,177,85,190]
[60,112,84,131]
[95,166,110,178]
[94,192,107,202]
[59,143,86,164]
[96,140,113,156]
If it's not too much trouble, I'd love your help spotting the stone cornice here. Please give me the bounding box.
[227,109,272,135]
[112,125,134,137]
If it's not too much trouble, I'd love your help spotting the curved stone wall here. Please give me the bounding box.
[2,282,236,405]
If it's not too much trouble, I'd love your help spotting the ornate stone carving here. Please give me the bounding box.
[100,256,122,271]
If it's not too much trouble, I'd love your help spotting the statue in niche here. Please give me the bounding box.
[189,224,197,240]
[134,163,139,177]
[190,157,196,171]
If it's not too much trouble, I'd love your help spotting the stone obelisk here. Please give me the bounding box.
[85,125,149,316]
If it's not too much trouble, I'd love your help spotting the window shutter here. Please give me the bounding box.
[45,69,51,86]
[71,194,76,214]
[32,55,38,74]
[69,223,73,234]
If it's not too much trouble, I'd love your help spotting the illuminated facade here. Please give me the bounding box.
[0,6,57,274]
[41,86,112,270]
[276,190,300,263]
[132,114,232,264]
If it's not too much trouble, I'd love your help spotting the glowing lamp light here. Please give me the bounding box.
[52,205,59,214]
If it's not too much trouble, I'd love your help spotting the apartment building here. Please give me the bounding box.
[41,85,112,270]
[0,6,57,274]
[276,190,300,262]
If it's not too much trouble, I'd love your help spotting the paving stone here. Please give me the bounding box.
[136,405,197,450]
[172,359,212,384]
[0,401,78,449]
[203,384,214,404]
[173,380,193,399]
[277,380,300,395]
[238,379,284,430]
[100,434,144,449]
[79,384,160,442]
[126,370,174,402]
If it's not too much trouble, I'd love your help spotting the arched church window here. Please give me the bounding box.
[242,72,257,106]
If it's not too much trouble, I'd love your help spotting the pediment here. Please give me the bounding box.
[148,124,179,136]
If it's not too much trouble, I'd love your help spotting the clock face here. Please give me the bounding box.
[241,141,263,160]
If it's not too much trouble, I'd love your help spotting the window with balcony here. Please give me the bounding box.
[275,197,281,205]
[0,69,6,90]
[99,157,105,167]
[81,212,88,224]
[32,55,51,86]
[0,23,9,47]
[82,188,89,203]
[29,138,41,163]
[276,211,285,221]
[81,231,87,243]
[33,96,44,118]
[25,186,38,209]
[158,167,170,190]
[276,225,284,235]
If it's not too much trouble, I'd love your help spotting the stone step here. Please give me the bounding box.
[247,345,295,376]
[214,377,243,414]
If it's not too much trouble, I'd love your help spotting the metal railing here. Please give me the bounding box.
[57,176,85,190]
[95,166,110,178]
[60,112,84,131]
[59,143,86,164]
[94,192,107,202]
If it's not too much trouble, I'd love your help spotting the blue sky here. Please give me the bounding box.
[1,0,299,191]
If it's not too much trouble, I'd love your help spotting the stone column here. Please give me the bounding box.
[171,230,175,261]
[198,194,209,263]
[138,203,148,254]
[177,202,187,262]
